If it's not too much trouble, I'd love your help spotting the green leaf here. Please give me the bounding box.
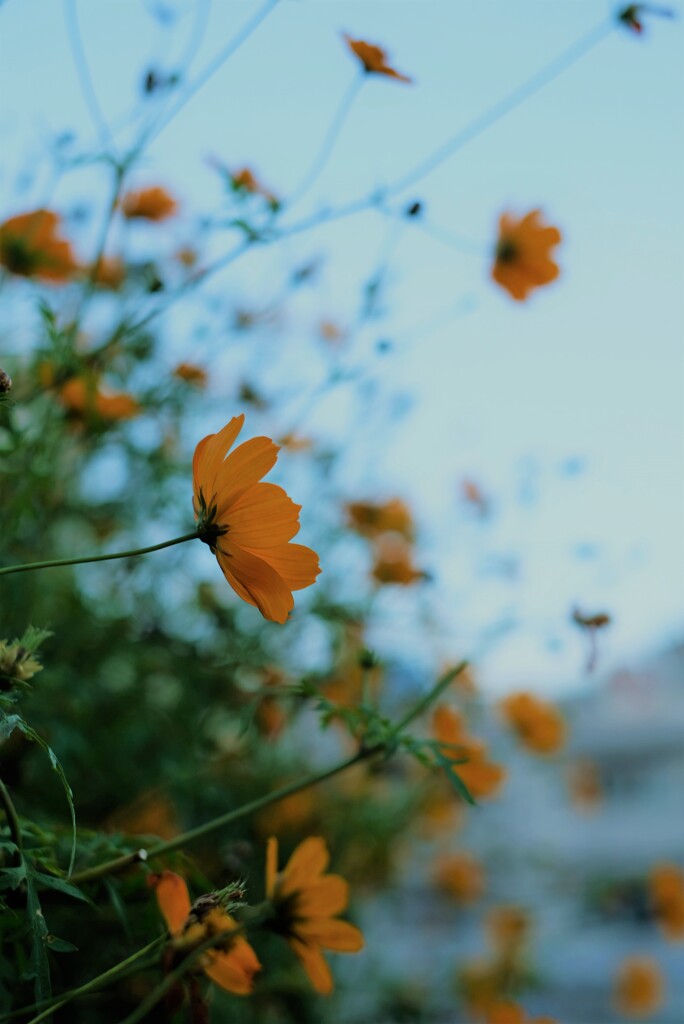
[46,935,78,954]
[0,864,27,890]
[31,871,89,903]
[25,870,52,1006]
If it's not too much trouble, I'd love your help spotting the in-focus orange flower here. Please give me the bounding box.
[192,414,320,623]
[265,836,364,995]
[371,536,423,585]
[149,870,261,996]
[121,186,178,221]
[433,705,506,800]
[433,851,485,904]
[499,692,566,755]
[650,863,684,940]
[343,34,412,83]
[173,362,208,388]
[58,376,140,422]
[492,210,561,302]
[0,209,79,282]
[346,498,413,539]
[614,956,664,1018]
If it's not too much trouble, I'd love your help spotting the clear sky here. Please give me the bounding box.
[1,1,683,693]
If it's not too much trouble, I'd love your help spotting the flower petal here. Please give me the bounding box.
[216,544,294,624]
[228,483,302,548]
[214,436,280,515]
[297,917,364,952]
[150,871,191,936]
[204,937,261,995]
[265,836,278,900]
[255,543,321,591]
[289,937,334,995]
[280,837,329,897]
[193,415,245,499]
[295,875,349,918]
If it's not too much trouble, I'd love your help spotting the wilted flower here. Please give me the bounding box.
[0,639,43,688]
[492,210,561,302]
[193,414,320,623]
[149,871,261,995]
[121,186,178,221]
[0,209,79,282]
[650,863,684,940]
[265,836,364,995]
[343,34,412,83]
[433,852,485,904]
[433,705,506,800]
[614,956,664,1017]
[499,692,567,755]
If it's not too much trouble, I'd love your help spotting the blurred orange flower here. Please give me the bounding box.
[278,433,313,453]
[486,906,531,958]
[433,705,506,800]
[256,789,317,837]
[193,414,320,623]
[433,851,485,904]
[650,863,684,940]
[486,1003,556,1024]
[567,758,603,812]
[106,790,179,840]
[149,870,261,995]
[91,255,126,289]
[173,362,208,388]
[265,836,364,995]
[343,35,412,83]
[121,186,178,221]
[58,376,140,422]
[0,209,79,282]
[231,166,278,205]
[492,210,561,302]
[346,498,413,539]
[499,692,566,755]
[372,536,423,585]
[614,956,664,1017]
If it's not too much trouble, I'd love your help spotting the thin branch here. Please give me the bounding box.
[63,0,116,154]
[0,532,198,578]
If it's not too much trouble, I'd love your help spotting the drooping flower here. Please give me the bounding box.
[614,956,664,1017]
[499,692,566,755]
[192,414,320,623]
[149,871,261,996]
[433,851,485,904]
[650,863,684,940]
[346,498,413,539]
[121,186,178,221]
[433,705,506,800]
[0,209,79,282]
[265,836,364,995]
[343,35,412,83]
[492,210,561,302]
[57,376,140,422]
[173,362,208,388]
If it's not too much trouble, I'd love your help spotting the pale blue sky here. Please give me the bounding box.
[1,1,682,693]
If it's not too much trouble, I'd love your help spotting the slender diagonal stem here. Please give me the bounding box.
[63,0,116,153]
[0,532,198,578]
[392,661,469,735]
[284,72,365,210]
[0,776,23,859]
[384,20,614,198]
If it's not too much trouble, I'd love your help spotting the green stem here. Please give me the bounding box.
[10,937,165,1024]
[0,776,23,859]
[0,532,198,578]
[71,746,382,886]
[392,661,469,735]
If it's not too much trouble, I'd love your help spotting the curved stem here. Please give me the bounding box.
[0,532,198,578]
[284,72,365,210]
[71,745,383,886]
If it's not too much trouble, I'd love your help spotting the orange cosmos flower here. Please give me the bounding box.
[0,209,79,282]
[346,498,413,539]
[371,536,423,585]
[486,1003,557,1024]
[91,255,126,289]
[650,863,684,940]
[433,851,485,904]
[58,376,140,422]
[433,705,506,800]
[121,186,178,221]
[499,692,566,755]
[265,836,364,995]
[173,362,208,388]
[614,956,664,1018]
[343,35,412,83]
[193,414,320,623]
[149,870,261,996]
[486,906,531,959]
[492,210,561,302]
